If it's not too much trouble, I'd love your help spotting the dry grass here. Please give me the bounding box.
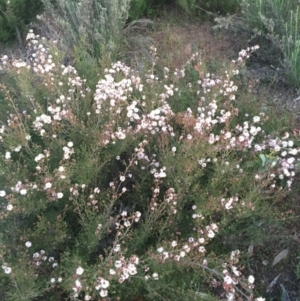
[151,20,237,71]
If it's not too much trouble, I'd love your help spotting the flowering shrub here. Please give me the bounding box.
[0,30,299,301]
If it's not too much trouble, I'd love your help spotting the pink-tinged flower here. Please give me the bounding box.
[224,275,233,284]
[115,260,122,269]
[198,246,206,253]
[75,279,82,288]
[171,241,177,247]
[128,263,137,275]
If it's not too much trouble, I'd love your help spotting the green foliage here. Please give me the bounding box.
[41,0,131,60]
[237,0,300,88]
[176,0,240,16]
[297,255,300,279]
[128,0,240,21]
[283,6,300,87]
[0,0,43,42]
[128,0,155,20]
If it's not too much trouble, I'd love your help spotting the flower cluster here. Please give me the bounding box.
[32,249,58,268]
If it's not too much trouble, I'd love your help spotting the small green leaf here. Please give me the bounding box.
[259,154,266,166]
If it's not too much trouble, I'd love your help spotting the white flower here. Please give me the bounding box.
[171,146,176,152]
[76,267,84,275]
[255,298,265,301]
[128,263,137,275]
[5,152,11,159]
[152,272,159,280]
[239,135,245,142]
[109,269,116,275]
[287,157,295,164]
[115,260,122,269]
[25,241,32,248]
[58,277,62,282]
[289,149,298,155]
[124,220,130,227]
[248,275,255,284]
[224,275,233,284]
[0,190,6,197]
[2,265,12,274]
[100,278,109,288]
[35,154,45,162]
[44,182,52,190]
[67,142,73,148]
[157,247,164,253]
[75,279,82,287]
[253,116,260,123]
[171,241,177,247]
[113,244,121,252]
[50,278,55,283]
[207,230,215,238]
[57,192,63,199]
[20,189,27,195]
[99,289,108,297]
[7,204,13,211]
[199,237,205,243]
[198,246,206,253]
